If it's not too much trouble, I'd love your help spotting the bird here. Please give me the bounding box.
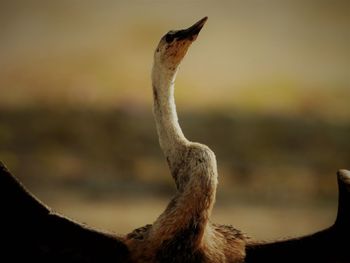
[124,16,246,263]
[0,17,349,263]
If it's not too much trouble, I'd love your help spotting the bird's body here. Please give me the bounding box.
[125,17,245,263]
[125,142,246,261]
[126,222,245,263]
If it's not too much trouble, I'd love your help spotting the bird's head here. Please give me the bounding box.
[154,17,207,71]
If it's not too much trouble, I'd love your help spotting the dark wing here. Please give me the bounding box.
[0,162,129,262]
[245,170,350,263]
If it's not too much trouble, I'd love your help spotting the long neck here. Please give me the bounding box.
[150,58,218,250]
[151,63,188,158]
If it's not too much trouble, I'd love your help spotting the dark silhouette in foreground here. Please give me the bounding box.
[245,169,350,263]
[0,162,128,262]
[1,162,349,262]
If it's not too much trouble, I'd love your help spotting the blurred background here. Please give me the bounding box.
[0,0,349,240]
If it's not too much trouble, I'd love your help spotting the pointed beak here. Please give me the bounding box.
[175,16,208,41]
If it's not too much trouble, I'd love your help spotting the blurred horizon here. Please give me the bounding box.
[0,0,349,240]
[1,1,350,118]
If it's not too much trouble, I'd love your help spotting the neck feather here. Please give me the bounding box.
[149,144,218,248]
[150,58,219,251]
[152,63,188,157]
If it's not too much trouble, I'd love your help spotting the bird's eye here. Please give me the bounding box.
[165,33,175,43]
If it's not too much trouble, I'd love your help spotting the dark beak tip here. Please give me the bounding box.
[197,16,208,28]
[201,16,208,23]
[189,16,208,37]
[174,16,208,42]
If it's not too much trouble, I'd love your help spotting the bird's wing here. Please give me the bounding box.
[0,162,129,262]
[245,170,350,263]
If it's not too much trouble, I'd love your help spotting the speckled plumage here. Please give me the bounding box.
[125,17,246,263]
